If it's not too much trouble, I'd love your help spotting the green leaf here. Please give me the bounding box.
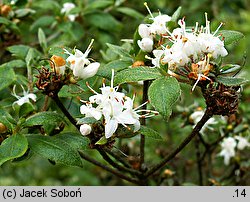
[23,111,65,131]
[148,77,181,120]
[97,60,132,79]
[114,67,161,85]
[95,136,107,145]
[0,60,26,69]
[25,48,35,67]
[58,85,82,97]
[49,47,67,59]
[38,28,47,52]
[77,117,97,125]
[216,76,248,86]
[15,8,36,18]
[116,7,144,19]
[7,45,30,59]
[26,134,83,167]
[57,132,89,150]
[0,134,28,166]
[217,30,244,45]
[84,0,113,11]
[170,6,182,22]
[7,45,41,60]
[219,64,241,75]
[19,102,36,118]
[30,16,55,32]
[106,43,131,59]
[85,12,122,32]
[0,65,16,91]
[0,17,20,33]
[139,126,162,140]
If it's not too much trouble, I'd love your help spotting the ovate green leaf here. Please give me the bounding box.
[0,65,16,91]
[148,77,181,120]
[0,134,28,166]
[26,134,83,167]
[217,30,244,45]
[114,67,161,85]
[139,126,162,140]
[217,76,248,86]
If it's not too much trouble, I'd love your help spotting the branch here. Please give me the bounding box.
[78,150,142,185]
[103,148,132,169]
[97,148,141,176]
[139,80,149,170]
[145,108,213,178]
[52,94,79,130]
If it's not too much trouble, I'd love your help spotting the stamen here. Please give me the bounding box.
[205,12,210,34]
[111,69,115,88]
[213,22,224,36]
[102,78,106,87]
[134,101,149,111]
[194,22,199,33]
[80,100,91,104]
[84,39,94,57]
[192,73,202,92]
[144,2,154,19]
[86,82,99,94]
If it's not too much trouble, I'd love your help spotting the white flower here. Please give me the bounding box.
[138,24,152,39]
[150,14,171,35]
[64,39,100,80]
[189,110,217,135]
[151,49,164,67]
[235,136,250,150]
[12,85,36,106]
[197,13,228,59]
[61,2,78,22]
[144,2,171,35]
[80,103,102,120]
[80,124,92,136]
[137,38,154,52]
[219,137,237,165]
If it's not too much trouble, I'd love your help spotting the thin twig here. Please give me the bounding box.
[78,150,142,185]
[41,95,49,111]
[139,80,149,170]
[52,94,79,130]
[195,136,203,185]
[145,108,213,178]
[97,148,141,176]
[104,148,132,168]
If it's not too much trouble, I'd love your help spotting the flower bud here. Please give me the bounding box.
[1,5,12,16]
[138,24,152,39]
[80,124,92,136]
[50,55,66,75]
[132,61,145,68]
[0,122,7,133]
[69,76,77,84]
[137,38,153,52]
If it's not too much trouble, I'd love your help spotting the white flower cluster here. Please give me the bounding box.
[219,136,250,165]
[79,70,158,138]
[137,4,228,90]
[61,2,78,22]
[158,14,227,70]
[137,3,171,52]
[64,39,100,80]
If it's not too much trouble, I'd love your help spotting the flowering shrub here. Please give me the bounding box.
[0,0,250,185]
